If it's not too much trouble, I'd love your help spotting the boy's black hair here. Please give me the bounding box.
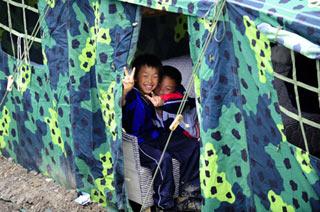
[131,54,162,80]
[161,65,182,85]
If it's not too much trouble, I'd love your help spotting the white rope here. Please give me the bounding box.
[0,0,43,45]
[291,50,309,153]
[0,90,9,106]
[26,8,48,51]
[22,0,30,64]
[203,1,216,20]
[0,23,42,43]
[1,0,42,46]
[5,0,16,58]
[214,15,226,42]
[279,106,320,130]
[15,4,50,70]
[16,36,24,92]
[139,1,226,211]
[0,4,50,108]
[13,4,50,81]
[2,0,39,13]
[273,71,319,94]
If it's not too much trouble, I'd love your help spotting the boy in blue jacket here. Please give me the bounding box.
[122,55,199,210]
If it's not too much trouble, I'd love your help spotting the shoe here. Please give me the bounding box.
[157,204,177,212]
[177,197,202,211]
[164,207,177,212]
[180,184,201,198]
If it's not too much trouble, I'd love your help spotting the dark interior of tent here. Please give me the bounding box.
[270,43,320,158]
[0,0,43,64]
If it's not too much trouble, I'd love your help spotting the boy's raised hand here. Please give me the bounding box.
[145,92,164,107]
[123,67,135,93]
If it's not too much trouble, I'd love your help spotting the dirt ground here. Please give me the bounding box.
[0,156,106,212]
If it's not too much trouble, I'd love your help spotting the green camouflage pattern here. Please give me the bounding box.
[0,0,319,211]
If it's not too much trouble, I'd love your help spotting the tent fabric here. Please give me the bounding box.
[43,0,137,209]
[257,23,320,59]
[227,0,320,46]
[1,0,138,210]
[119,0,216,18]
[38,0,139,209]
[0,0,320,211]
[0,48,76,188]
[187,1,320,211]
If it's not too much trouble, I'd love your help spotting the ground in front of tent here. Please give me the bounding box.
[0,156,105,211]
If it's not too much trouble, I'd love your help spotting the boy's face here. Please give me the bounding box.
[156,76,177,95]
[136,65,159,95]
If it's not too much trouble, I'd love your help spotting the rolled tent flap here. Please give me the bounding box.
[257,23,320,59]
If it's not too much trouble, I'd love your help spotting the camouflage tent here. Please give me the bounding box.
[0,0,319,211]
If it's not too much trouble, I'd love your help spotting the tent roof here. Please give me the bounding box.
[119,0,320,31]
[118,0,320,49]
[228,0,320,31]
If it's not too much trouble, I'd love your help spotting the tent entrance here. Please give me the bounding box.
[123,7,200,211]
[136,7,195,96]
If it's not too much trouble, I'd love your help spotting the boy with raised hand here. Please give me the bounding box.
[122,55,200,211]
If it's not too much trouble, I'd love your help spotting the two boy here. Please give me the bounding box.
[122,54,200,211]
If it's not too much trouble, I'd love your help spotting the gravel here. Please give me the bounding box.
[0,156,106,212]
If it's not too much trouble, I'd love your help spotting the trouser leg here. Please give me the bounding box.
[139,141,175,209]
[163,133,200,187]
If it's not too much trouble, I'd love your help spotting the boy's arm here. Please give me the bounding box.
[122,89,131,106]
[160,92,183,114]
[160,92,197,114]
